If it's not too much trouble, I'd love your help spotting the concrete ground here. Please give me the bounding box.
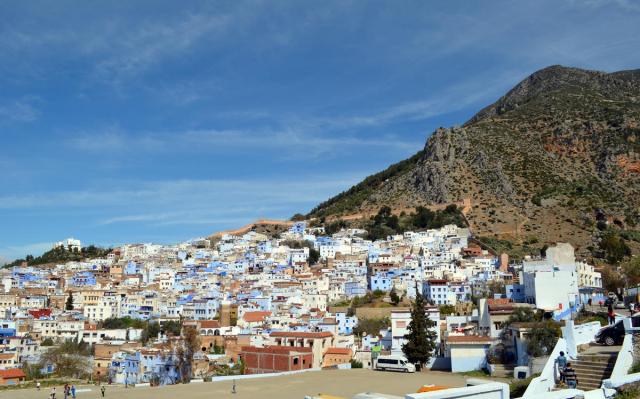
[580,343,622,357]
[1,370,507,399]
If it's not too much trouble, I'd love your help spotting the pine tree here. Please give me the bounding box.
[65,291,74,310]
[402,283,437,369]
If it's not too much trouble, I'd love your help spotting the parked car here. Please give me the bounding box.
[615,301,627,309]
[375,355,416,373]
[595,320,626,346]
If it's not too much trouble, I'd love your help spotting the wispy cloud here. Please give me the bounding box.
[0,242,53,261]
[94,12,234,85]
[0,176,362,211]
[67,126,165,152]
[0,98,40,123]
[65,126,421,159]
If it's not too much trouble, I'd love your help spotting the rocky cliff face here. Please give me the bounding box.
[308,65,640,255]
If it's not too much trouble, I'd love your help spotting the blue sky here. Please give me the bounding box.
[1,0,640,262]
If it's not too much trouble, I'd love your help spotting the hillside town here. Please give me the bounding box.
[4,219,633,399]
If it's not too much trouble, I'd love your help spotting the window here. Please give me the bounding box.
[293,357,299,365]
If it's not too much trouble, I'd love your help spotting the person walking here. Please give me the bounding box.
[36,380,41,391]
[64,384,69,399]
[50,387,57,399]
[101,385,106,398]
[564,362,578,389]
[556,351,568,383]
[232,379,236,394]
[71,385,76,399]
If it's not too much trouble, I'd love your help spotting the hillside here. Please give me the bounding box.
[308,65,640,258]
[3,245,112,268]
[207,219,294,241]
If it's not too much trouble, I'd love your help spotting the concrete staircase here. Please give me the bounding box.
[571,353,617,391]
[491,364,515,378]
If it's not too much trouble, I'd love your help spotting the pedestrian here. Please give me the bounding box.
[71,385,76,399]
[101,385,106,398]
[64,384,69,399]
[51,387,57,399]
[556,351,568,383]
[608,307,616,325]
[599,300,603,308]
[36,380,41,391]
[232,379,236,394]
[588,298,592,307]
[564,362,578,389]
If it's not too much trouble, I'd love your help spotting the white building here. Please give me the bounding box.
[54,238,82,252]
[389,308,440,355]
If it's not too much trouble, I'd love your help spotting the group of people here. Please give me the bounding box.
[38,383,106,399]
[46,384,77,399]
[556,351,579,389]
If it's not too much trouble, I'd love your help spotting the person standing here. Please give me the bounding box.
[564,362,578,389]
[64,384,69,399]
[101,385,106,398]
[556,351,568,383]
[71,385,76,399]
[51,387,57,399]
[608,307,616,325]
[36,381,41,391]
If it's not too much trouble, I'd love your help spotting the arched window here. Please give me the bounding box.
[214,329,220,336]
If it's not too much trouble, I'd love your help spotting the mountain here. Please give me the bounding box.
[308,65,640,257]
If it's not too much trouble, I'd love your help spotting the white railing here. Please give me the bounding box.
[602,333,638,389]
[405,380,509,399]
[522,338,569,398]
[561,320,601,358]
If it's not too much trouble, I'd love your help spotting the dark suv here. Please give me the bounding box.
[595,320,626,346]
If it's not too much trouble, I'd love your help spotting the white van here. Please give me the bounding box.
[374,355,416,373]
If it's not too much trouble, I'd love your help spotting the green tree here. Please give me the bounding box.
[526,321,561,357]
[439,304,456,316]
[141,322,161,344]
[390,288,401,306]
[290,213,306,221]
[599,231,631,264]
[308,248,320,265]
[622,256,640,286]
[402,285,437,368]
[65,291,74,311]
[602,265,625,295]
[352,317,390,337]
[39,338,92,378]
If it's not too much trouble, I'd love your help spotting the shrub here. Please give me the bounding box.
[350,359,363,369]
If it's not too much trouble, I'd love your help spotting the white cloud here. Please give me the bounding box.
[65,125,421,159]
[94,12,234,85]
[0,176,362,211]
[0,99,39,123]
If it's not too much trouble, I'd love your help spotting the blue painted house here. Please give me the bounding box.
[71,271,97,287]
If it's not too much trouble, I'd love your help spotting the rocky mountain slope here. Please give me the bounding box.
[308,65,640,257]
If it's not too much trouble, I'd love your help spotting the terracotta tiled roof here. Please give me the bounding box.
[241,345,311,354]
[487,298,511,306]
[324,347,351,355]
[199,320,221,329]
[447,336,493,344]
[242,311,271,323]
[270,331,333,338]
[0,368,25,379]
